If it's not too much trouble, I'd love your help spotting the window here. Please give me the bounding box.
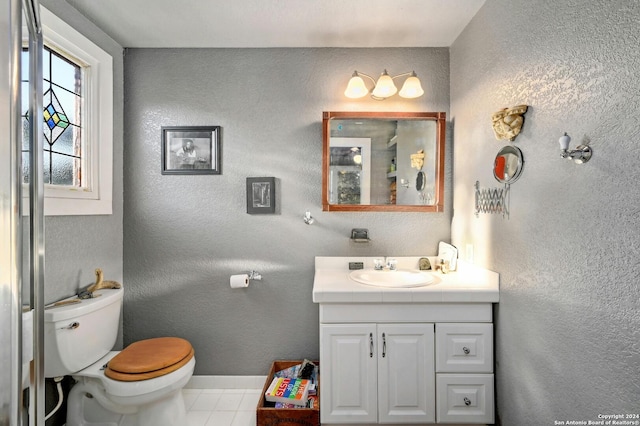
[22,7,113,215]
[22,46,83,187]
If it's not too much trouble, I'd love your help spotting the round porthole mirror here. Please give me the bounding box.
[493,145,524,184]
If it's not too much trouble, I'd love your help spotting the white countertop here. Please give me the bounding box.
[312,256,499,304]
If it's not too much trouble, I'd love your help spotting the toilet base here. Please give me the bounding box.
[66,381,187,426]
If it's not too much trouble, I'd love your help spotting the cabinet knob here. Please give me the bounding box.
[464,397,471,406]
[462,346,470,355]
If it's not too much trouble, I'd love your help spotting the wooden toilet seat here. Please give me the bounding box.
[105,337,194,381]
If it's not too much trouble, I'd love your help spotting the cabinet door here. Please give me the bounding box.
[377,324,435,424]
[320,324,378,423]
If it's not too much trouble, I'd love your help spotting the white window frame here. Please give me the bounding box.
[23,6,113,216]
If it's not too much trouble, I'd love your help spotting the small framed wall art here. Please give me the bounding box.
[161,126,221,175]
[246,177,276,214]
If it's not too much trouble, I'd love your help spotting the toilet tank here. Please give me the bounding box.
[44,287,123,377]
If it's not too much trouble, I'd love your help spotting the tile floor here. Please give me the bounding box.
[184,388,262,426]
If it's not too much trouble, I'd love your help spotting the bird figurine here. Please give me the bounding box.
[77,268,121,299]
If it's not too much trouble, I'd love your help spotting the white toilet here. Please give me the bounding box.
[44,286,196,426]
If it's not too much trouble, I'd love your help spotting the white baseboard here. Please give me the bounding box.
[185,375,268,390]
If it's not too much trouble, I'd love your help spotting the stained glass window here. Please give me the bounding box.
[22,46,83,187]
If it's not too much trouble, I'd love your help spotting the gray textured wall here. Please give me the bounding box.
[450,0,640,423]
[123,48,452,375]
[36,0,124,313]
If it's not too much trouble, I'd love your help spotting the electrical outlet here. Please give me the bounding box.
[466,244,474,263]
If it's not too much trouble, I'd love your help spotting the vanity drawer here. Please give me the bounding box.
[436,374,494,424]
[436,323,493,373]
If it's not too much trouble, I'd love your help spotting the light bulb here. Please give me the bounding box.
[399,72,424,98]
[372,70,397,99]
[344,72,369,98]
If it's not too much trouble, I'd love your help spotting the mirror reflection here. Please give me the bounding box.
[416,171,426,191]
[323,112,445,212]
[328,138,371,204]
[493,145,524,184]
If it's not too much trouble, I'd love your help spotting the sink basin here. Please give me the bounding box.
[349,269,435,288]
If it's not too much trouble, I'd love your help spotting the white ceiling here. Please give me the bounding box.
[64,0,486,48]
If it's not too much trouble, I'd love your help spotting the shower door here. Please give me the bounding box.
[1,0,25,423]
[1,0,45,424]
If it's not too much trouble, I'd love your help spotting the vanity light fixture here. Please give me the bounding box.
[558,133,592,164]
[344,70,424,100]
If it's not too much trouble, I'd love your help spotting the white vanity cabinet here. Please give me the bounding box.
[313,257,499,425]
[320,323,435,424]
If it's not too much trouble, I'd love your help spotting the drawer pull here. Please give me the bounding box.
[462,346,470,355]
[382,333,386,358]
[369,333,374,358]
[464,397,471,406]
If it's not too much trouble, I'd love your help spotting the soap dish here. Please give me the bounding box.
[350,228,371,243]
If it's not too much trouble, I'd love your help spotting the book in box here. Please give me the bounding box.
[264,377,311,407]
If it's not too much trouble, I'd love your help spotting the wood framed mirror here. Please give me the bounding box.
[322,111,446,212]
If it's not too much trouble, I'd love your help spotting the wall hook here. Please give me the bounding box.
[558,133,592,164]
[303,210,315,225]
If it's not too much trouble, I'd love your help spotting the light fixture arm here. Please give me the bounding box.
[389,71,414,81]
[354,70,414,82]
[353,71,377,86]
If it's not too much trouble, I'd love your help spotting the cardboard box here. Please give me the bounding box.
[257,360,319,426]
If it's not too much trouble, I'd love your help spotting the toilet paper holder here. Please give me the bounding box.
[248,271,262,281]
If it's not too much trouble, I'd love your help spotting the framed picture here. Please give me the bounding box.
[246,177,276,214]
[161,126,221,175]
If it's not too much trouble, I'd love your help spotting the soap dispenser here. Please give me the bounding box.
[439,259,450,274]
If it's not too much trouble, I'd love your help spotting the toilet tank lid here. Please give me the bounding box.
[44,287,123,322]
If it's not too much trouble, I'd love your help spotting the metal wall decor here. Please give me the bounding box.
[475,181,509,218]
[475,145,524,219]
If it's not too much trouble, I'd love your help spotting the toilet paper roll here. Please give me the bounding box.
[230,274,250,289]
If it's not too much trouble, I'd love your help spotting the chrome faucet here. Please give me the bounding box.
[386,258,397,271]
[374,258,384,270]
[374,257,397,271]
